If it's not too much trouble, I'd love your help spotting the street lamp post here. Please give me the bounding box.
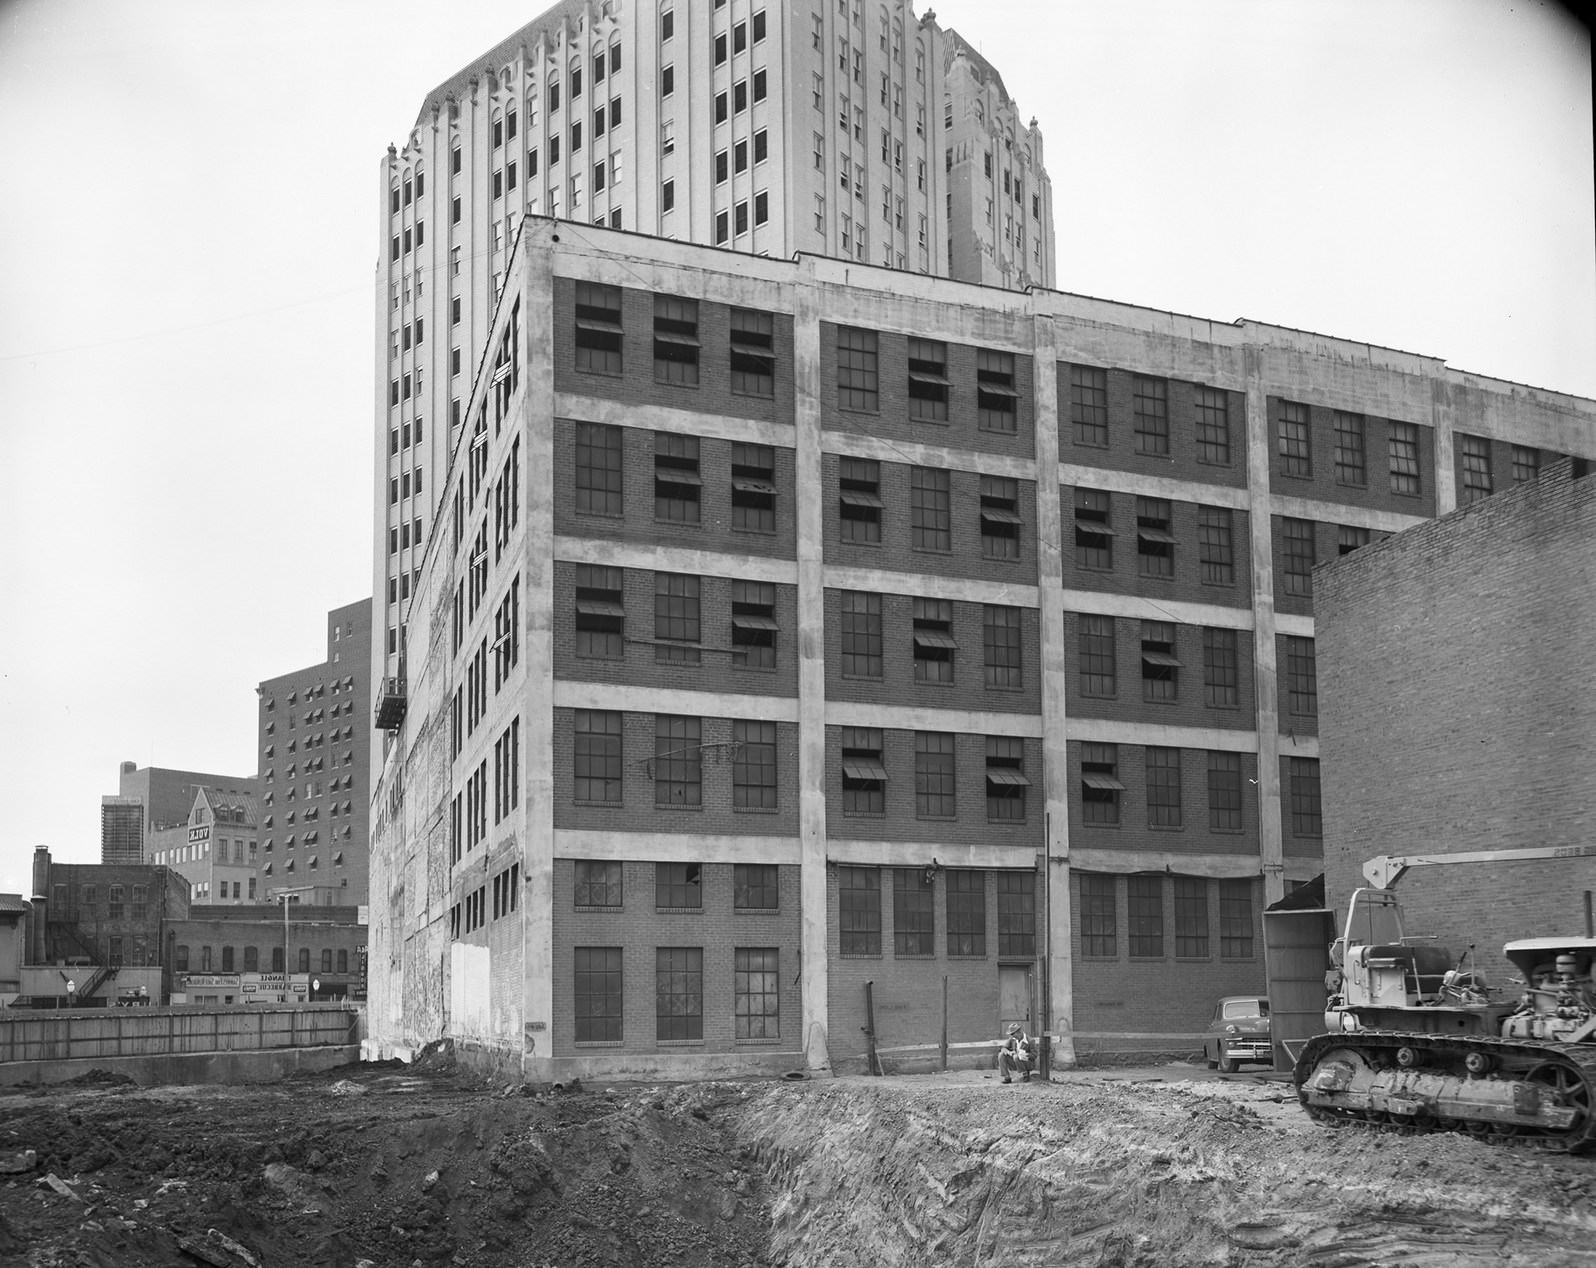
[270,886,316,1001]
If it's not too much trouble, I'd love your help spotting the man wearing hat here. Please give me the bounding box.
[997,1021,1035,1083]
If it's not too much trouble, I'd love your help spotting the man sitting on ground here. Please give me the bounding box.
[998,1022,1034,1083]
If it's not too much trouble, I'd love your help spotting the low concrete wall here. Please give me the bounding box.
[0,1042,361,1088]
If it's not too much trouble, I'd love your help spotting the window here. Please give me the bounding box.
[1460,434,1493,503]
[838,457,882,542]
[732,720,777,808]
[715,210,730,244]
[298,948,311,973]
[573,709,622,802]
[655,861,702,908]
[837,326,879,410]
[661,177,675,211]
[715,148,729,184]
[725,581,778,674]
[715,90,728,122]
[730,308,776,396]
[244,945,259,971]
[914,732,956,818]
[1389,421,1422,495]
[575,947,623,1042]
[754,190,768,224]
[996,871,1036,957]
[1278,401,1311,477]
[1290,757,1322,836]
[1338,525,1371,555]
[1128,876,1163,957]
[714,31,728,64]
[1281,518,1316,597]
[662,64,674,96]
[985,736,1028,821]
[837,590,883,678]
[910,467,950,551]
[979,476,1022,560]
[735,863,779,909]
[730,444,776,534]
[1146,747,1182,827]
[1219,879,1254,957]
[1208,752,1243,831]
[1194,387,1230,464]
[1132,375,1168,455]
[983,605,1022,688]
[1081,743,1122,825]
[1070,365,1108,447]
[575,860,622,907]
[1079,874,1116,957]
[1197,506,1234,585]
[1074,488,1113,569]
[977,350,1018,432]
[911,598,956,684]
[894,869,935,955]
[653,573,701,664]
[1140,621,1179,703]
[653,296,699,385]
[1511,445,1539,484]
[1285,636,1317,716]
[1135,497,1174,578]
[735,948,780,1038]
[656,947,703,1041]
[1334,412,1366,486]
[654,715,702,805]
[753,68,767,101]
[1202,627,1239,708]
[574,281,622,374]
[1078,614,1116,697]
[1174,877,1209,957]
[654,432,701,522]
[574,565,624,659]
[839,867,881,954]
[945,871,985,956]
[907,338,948,421]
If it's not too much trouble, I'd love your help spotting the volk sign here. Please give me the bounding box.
[187,825,211,845]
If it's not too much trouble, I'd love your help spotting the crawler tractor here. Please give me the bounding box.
[1295,886,1596,1151]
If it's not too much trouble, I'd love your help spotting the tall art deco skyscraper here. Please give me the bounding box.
[372,0,1056,755]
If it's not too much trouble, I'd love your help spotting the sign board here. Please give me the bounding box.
[187,825,212,845]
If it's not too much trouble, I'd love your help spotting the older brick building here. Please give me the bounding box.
[365,221,1596,1080]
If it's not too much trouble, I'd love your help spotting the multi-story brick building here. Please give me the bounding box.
[168,904,366,1004]
[372,0,1055,742]
[110,762,255,852]
[1316,458,1596,986]
[146,786,262,905]
[364,221,1596,1079]
[257,600,373,904]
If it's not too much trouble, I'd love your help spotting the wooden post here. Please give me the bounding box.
[863,980,881,1076]
[940,976,948,1072]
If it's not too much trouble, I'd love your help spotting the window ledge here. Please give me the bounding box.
[839,953,883,960]
[657,1039,707,1047]
[651,803,705,812]
[735,907,782,915]
[574,1040,626,1048]
[894,953,937,960]
[572,800,625,808]
[734,1036,784,1045]
[655,906,704,915]
[733,805,781,814]
[573,905,623,914]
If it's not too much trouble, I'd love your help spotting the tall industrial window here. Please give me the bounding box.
[979,475,1022,560]
[734,863,780,909]
[840,728,886,814]
[1511,445,1539,485]
[1174,877,1209,957]
[654,432,701,523]
[1141,621,1179,703]
[985,736,1027,821]
[837,326,879,410]
[839,867,881,954]
[1132,375,1168,455]
[1334,411,1366,486]
[1389,421,1422,495]
[653,572,701,663]
[1285,636,1317,716]
[655,861,702,908]
[914,732,956,818]
[731,580,777,669]
[732,719,777,809]
[574,947,623,1042]
[1080,743,1122,825]
[730,443,776,533]
[893,869,935,955]
[730,308,776,396]
[1127,876,1163,957]
[983,605,1022,688]
[1338,525,1371,555]
[574,859,622,907]
[574,710,622,802]
[1194,387,1229,464]
[1208,752,1243,831]
[912,597,956,684]
[574,564,624,659]
[1135,497,1174,578]
[976,349,1018,432]
[1145,747,1183,827]
[1074,488,1113,569]
[655,947,703,1040]
[653,715,702,805]
[907,337,949,421]
[734,948,780,1038]
[946,870,985,956]
[996,871,1036,958]
[653,295,700,384]
[840,591,882,678]
[1219,879,1255,958]
[910,467,951,551]
[573,281,622,374]
[1278,400,1311,477]
[1070,365,1108,447]
[1079,614,1116,697]
[1281,518,1316,597]
[1460,434,1493,504]
[1203,627,1239,708]
[574,422,622,516]
[838,457,883,543]
[1197,506,1234,585]
[1079,874,1116,957]
[1290,757,1322,836]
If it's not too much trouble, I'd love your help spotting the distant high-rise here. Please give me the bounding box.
[99,796,144,865]
[113,762,255,845]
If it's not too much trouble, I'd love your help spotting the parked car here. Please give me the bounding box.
[1203,995,1272,1073]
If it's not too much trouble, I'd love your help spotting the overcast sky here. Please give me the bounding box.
[0,0,1590,898]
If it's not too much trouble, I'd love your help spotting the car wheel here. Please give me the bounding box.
[1217,1056,1238,1074]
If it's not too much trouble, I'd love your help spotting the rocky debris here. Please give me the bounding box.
[0,1148,36,1174]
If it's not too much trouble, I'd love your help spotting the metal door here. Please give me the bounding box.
[1263,908,1334,1070]
[998,964,1032,1035]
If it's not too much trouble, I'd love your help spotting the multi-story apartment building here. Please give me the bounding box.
[364,221,1596,1079]
[257,600,373,904]
[372,0,1055,735]
[147,786,261,904]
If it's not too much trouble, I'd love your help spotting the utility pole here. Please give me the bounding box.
[270,886,316,1000]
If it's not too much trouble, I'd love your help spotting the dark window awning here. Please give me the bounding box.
[985,768,1031,786]
[655,467,702,485]
[733,477,777,495]
[1137,526,1178,543]
[576,598,626,617]
[1140,651,1183,667]
[839,489,884,508]
[1081,773,1125,791]
[980,506,1024,524]
[732,613,780,630]
[842,759,888,781]
[912,630,959,649]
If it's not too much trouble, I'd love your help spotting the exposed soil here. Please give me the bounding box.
[1,1051,1593,1267]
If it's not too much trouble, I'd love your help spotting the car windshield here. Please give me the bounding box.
[1223,999,1267,1019]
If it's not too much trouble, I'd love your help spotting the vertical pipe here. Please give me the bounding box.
[940,976,948,1072]
[864,980,880,1076]
[1585,891,1593,939]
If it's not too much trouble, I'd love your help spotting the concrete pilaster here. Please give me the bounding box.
[1244,348,1285,907]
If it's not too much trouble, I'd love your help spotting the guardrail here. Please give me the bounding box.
[0,1004,359,1065]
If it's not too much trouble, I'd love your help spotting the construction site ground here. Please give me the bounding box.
[2,1047,1594,1267]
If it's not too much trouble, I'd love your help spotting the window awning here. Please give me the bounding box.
[908,368,949,385]
[980,506,1024,524]
[732,477,777,495]
[985,768,1031,786]
[732,613,780,630]
[576,315,623,333]
[1081,773,1125,791]
[652,330,701,347]
[1075,519,1116,535]
[912,630,959,649]
[1137,526,1178,543]
[655,467,702,485]
[575,598,624,616]
[842,759,888,781]
[839,489,884,508]
[1140,651,1183,667]
[977,381,1019,398]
